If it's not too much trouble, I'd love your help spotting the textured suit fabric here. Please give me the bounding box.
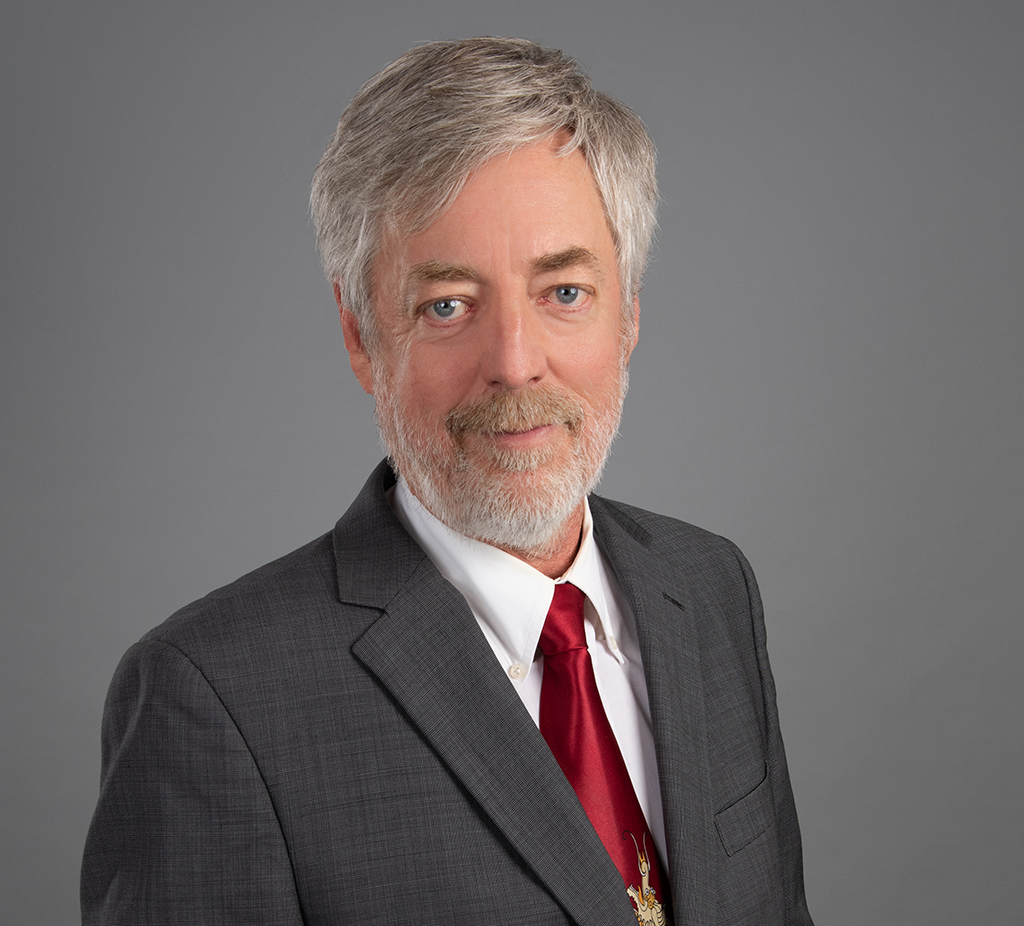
[82,461,814,926]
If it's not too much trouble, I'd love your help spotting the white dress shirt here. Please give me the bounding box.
[390,477,667,864]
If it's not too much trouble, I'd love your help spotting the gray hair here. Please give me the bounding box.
[310,37,657,343]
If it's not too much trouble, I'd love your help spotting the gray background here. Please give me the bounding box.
[3,1,1021,923]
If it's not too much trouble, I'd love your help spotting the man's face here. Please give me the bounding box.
[342,137,638,557]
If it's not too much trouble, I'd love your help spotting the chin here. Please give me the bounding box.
[421,478,581,555]
[410,447,604,556]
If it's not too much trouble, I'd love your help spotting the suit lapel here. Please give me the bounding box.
[335,464,637,926]
[591,496,718,926]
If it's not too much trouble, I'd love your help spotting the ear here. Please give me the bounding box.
[624,294,640,359]
[334,281,375,395]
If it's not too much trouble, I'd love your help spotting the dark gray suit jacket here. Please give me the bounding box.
[82,461,813,925]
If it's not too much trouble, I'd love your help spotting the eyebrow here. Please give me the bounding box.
[408,260,481,283]
[408,247,601,285]
[531,247,602,275]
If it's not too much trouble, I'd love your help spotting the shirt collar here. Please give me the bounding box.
[391,477,625,671]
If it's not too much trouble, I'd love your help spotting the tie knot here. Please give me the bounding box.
[539,582,588,656]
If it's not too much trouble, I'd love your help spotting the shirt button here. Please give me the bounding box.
[508,662,528,680]
[608,636,620,652]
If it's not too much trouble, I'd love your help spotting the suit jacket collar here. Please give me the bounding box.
[333,462,714,925]
[589,496,717,926]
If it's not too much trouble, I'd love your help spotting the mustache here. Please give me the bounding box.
[445,388,584,438]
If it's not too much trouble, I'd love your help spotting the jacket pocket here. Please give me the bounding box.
[713,766,776,857]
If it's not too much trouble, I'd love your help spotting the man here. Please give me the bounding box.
[82,37,813,926]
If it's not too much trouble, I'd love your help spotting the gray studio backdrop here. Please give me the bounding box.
[3,1,1021,923]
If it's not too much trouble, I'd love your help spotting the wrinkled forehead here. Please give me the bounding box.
[380,147,618,287]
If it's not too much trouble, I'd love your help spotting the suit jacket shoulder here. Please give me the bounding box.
[591,493,753,588]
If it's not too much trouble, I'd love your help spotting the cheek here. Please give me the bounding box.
[566,338,625,392]
[393,351,471,420]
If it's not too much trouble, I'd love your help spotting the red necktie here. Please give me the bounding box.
[539,582,669,922]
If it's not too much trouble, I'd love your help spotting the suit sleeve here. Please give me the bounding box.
[81,639,303,925]
[735,547,814,926]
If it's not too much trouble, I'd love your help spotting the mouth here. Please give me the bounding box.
[479,423,559,448]
[496,422,555,435]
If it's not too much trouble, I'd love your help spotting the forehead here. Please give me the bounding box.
[375,140,617,284]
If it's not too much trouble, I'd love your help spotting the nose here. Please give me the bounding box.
[478,296,548,390]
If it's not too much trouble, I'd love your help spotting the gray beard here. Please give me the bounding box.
[373,375,626,558]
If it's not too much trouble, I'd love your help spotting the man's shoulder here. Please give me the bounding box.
[208,531,338,600]
[591,493,744,562]
[589,493,757,603]
[138,530,342,656]
[139,463,399,655]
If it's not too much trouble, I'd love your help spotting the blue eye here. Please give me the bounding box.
[554,286,581,305]
[427,299,464,319]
